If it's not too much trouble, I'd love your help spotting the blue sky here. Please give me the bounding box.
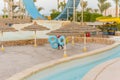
[0,0,115,15]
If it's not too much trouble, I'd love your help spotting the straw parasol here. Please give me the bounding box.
[0,18,32,26]
[61,22,99,31]
[62,22,84,45]
[61,22,100,51]
[50,22,99,44]
[22,21,50,47]
[96,17,120,23]
[0,23,17,51]
[47,22,100,57]
[62,22,100,45]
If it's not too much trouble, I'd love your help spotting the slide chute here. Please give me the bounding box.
[23,0,80,20]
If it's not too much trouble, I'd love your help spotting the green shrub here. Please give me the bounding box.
[76,12,102,22]
[117,24,120,31]
[50,12,60,19]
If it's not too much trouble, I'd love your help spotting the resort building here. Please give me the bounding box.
[103,8,119,17]
[3,0,27,19]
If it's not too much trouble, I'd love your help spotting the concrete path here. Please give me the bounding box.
[83,58,120,80]
[0,43,107,80]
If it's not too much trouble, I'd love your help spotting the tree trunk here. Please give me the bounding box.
[57,0,59,11]
[105,10,107,16]
[116,1,118,17]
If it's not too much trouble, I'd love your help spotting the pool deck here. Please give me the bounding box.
[83,58,120,80]
[0,43,108,80]
[82,36,120,80]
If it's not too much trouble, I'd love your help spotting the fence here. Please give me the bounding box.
[0,37,115,47]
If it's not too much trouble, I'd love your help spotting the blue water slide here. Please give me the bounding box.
[55,0,80,20]
[23,0,80,20]
[23,0,45,19]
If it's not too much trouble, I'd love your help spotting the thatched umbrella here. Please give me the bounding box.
[22,21,49,47]
[62,22,99,31]
[61,22,100,48]
[47,29,82,57]
[61,22,100,52]
[0,23,17,51]
[47,22,100,57]
[0,19,18,24]
[63,24,100,52]
[61,22,83,45]
[0,18,32,26]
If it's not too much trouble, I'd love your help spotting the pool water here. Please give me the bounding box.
[0,31,49,41]
[25,45,120,80]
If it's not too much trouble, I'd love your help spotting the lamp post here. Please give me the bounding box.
[57,0,60,11]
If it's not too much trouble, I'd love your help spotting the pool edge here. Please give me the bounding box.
[6,42,120,80]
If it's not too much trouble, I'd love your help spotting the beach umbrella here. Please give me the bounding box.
[96,17,120,23]
[62,24,100,52]
[62,22,100,48]
[0,19,19,24]
[61,22,100,52]
[62,22,83,45]
[48,25,99,49]
[47,26,82,57]
[47,22,100,57]
[0,18,32,25]
[22,21,49,47]
[0,23,17,51]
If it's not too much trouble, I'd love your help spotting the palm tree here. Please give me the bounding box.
[86,8,92,13]
[3,1,7,17]
[57,0,60,11]
[18,0,26,18]
[98,0,107,14]
[104,2,111,16]
[50,9,58,13]
[94,9,99,13]
[59,2,66,11]
[38,7,44,12]
[98,0,107,5]
[33,0,37,2]
[112,0,119,17]
[63,0,66,3]
[80,0,88,12]
[2,9,8,18]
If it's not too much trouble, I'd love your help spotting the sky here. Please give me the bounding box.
[0,0,115,15]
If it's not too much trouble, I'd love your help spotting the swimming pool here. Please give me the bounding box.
[24,45,120,80]
[0,31,49,41]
